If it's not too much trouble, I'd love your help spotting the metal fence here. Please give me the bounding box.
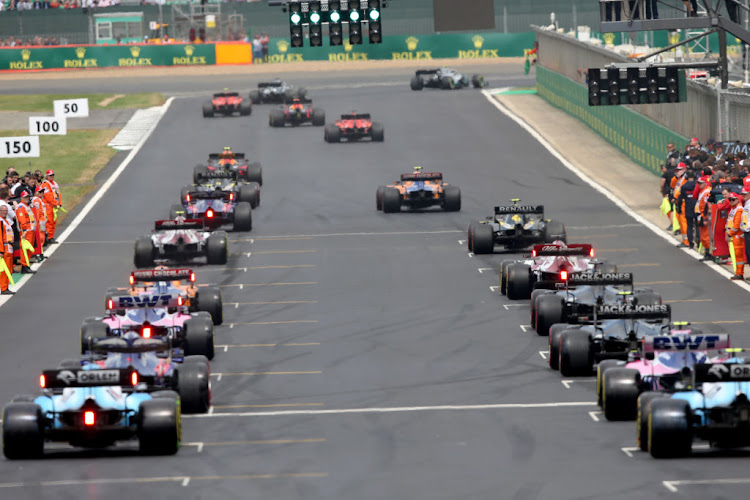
[535,26,750,143]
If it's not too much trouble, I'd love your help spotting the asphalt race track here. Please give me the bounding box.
[1,62,749,499]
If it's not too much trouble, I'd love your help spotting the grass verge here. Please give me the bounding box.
[0,93,165,112]
[0,129,118,223]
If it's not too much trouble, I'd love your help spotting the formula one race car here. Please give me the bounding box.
[468,200,567,254]
[499,243,599,300]
[202,90,252,117]
[134,218,228,268]
[268,98,325,127]
[410,68,485,90]
[170,187,252,232]
[324,112,384,143]
[184,170,260,210]
[194,147,263,185]
[376,166,460,213]
[108,268,223,325]
[81,292,215,359]
[2,365,180,458]
[250,79,307,104]
[596,328,728,424]
[643,353,750,458]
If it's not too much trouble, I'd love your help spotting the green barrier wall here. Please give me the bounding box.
[0,44,215,70]
[536,65,688,175]
[263,32,535,63]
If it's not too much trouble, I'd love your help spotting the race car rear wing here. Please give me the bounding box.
[258,82,284,88]
[693,362,750,382]
[91,336,171,354]
[283,97,313,105]
[595,304,671,321]
[566,272,633,287]
[532,243,593,257]
[213,92,239,98]
[400,172,443,181]
[130,268,195,283]
[107,293,184,310]
[494,205,543,215]
[197,170,240,180]
[641,333,730,354]
[340,113,371,120]
[416,69,440,75]
[40,367,138,389]
[154,219,204,230]
[185,190,233,202]
[208,153,246,160]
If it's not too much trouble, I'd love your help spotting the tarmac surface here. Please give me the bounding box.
[0,61,748,499]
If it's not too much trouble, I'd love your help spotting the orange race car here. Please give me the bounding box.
[376,166,461,213]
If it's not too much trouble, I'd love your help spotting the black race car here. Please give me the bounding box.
[468,201,566,254]
[250,79,307,104]
[410,68,485,90]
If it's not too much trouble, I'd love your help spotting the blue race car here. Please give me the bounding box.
[644,353,750,458]
[2,364,180,458]
[170,188,252,232]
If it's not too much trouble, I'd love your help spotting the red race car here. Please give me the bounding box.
[269,98,325,127]
[324,112,384,143]
[203,90,252,118]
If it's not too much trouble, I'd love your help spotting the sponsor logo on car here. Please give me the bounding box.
[598,304,669,315]
[651,334,722,350]
[56,370,120,385]
[117,295,173,308]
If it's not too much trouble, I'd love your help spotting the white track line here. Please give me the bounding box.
[481,90,750,293]
[663,478,750,493]
[182,401,596,418]
[0,97,175,308]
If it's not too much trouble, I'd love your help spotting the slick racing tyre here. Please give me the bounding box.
[543,220,567,243]
[441,76,455,89]
[410,75,424,90]
[324,124,340,143]
[206,231,228,265]
[239,101,252,116]
[471,74,486,88]
[596,359,625,406]
[530,289,547,329]
[558,330,592,377]
[239,183,261,209]
[634,291,662,307]
[471,224,494,254]
[196,286,223,325]
[506,263,531,300]
[382,187,401,213]
[648,399,691,458]
[202,101,214,118]
[233,201,252,232]
[184,316,215,360]
[249,90,261,103]
[371,122,385,142]
[376,186,386,211]
[602,368,641,421]
[269,109,284,127]
[80,320,109,354]
[312,108,326,126]
[245,162,263,185]
[535,295,564,337]
[193,165,209,184]
[443,186,461,212]
[177,357,211,414]
[296,87,308,99]
[638,392,667,451]
[134,236,155,268]
[549,325,579,371]
[138,396,181,455]
[2,402,44,459]
[499,260,513,295]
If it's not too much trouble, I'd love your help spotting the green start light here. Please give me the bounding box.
[369,9,380,20]
[310,12,321,23]
[290,12,302,24]
[330,11,341,22]
[349,10,360,22]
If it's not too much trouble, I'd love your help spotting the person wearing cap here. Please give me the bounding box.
[39,169,61,244]
[30,186,46,255]
[671,163,689,243]
[14,190,36,274]
[695,175,712,255]
[0,204,14,295]
[726,192,746,280]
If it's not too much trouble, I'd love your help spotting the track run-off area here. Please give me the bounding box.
[0,61,748,499]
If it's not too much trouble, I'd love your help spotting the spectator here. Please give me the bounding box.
[252,35,262,63]
[0,203,14,295]
[715,143,725,161]
[678,169,698,249]
[260,32,269,63]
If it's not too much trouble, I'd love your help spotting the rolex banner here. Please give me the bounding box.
[261,32,535,63]
[0,44,216,71]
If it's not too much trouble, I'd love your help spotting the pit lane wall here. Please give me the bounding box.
[0,32,533,71]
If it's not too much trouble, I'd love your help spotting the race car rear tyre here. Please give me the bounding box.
[634,291,662,306]
[206,232,228,265]
[535,294,564,337]
[245,162,263,185]
[80,320,109,354]
[325,124,340,143]
[471,224,494,254]
[376,186,386,211]
[176,359,211,414]
[382,188,401,213]
[184,316,215,360]
[297,88,308,99]
[269,109,284,127]
[602,368,641,421]
[443,186,461,212]
[2,403,43,459]
[467,222,476,251]
[134,236,155,269]
[530,289,547,328]
[169,204,185,220]
[196,286,223,325]
[371,122,385,142]
[239,101,252,116]
[543,220,567,243]
[596,359,625,406]
[499,260,513,295]
[638,392,667,451]
[549,325,578,370]
[202,102,214,118]
[180,186,191,202]
[506,263,532,300]
[312,108,325,126]
[471,74,485,88]
[193,165,209,184]
[239,183,260,209]
[138,397,181,455]
[233,201,252,232]
[284,89,295,102]
[559,330,592,377]
[410,75,423,90]
[648,399,691,458]
[249,90,261,103]
[441,76,454,89]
